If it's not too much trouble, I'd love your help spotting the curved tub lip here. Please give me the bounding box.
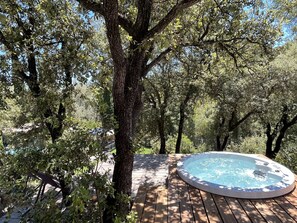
[177,151,296,199]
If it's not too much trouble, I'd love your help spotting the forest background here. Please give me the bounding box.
[0,0,296,222]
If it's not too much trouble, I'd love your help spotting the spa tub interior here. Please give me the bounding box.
[177,152,296,199]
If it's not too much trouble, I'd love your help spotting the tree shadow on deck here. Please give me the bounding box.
[133,154,169,171]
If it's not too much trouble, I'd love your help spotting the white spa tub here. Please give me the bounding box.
[177,152,295,199]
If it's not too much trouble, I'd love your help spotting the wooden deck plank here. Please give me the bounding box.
[168,157,181,223]
[274,196,297,221]
[265,199,296,223]
[285,192,297,207]
[200,190,223,223]
[212,194,237,223]
[238,199,266,223]
[141,186,157,223]
[132,185,147,222]
[292,176,297,196]
[225,197,252,223]
[179,181,195,223]
[292,187,297,198]
[154,186,168,223]
[188,187,209,223]
[251,199,282,223]
[167,185,181,223]
[287,182,297,207]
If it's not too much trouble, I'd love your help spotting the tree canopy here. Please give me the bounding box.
[0,0,296,221]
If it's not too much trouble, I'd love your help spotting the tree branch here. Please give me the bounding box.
[133,0,153,40]
[287,113,297,128]
[145,78,162,105]
[230,110,254,131]
[76,0,105,15]
[144,0,200,40]
[219,42,239,68]
[145,47,172,74]
[0,30,13,51]
[77,0,134,36]
[199,21,210,41]
[118,14,134,36]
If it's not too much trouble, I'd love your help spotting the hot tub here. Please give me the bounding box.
[177,152,295,199]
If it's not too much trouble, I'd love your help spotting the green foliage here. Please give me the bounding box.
[227,135,266,154]
[271,0,297,40]
[191,99,217,148]
[92,85,115,130]
[276,146,297,174]
[165,134,196,154]
[72,84,100,122]
[135,147,154,155]
[114,210,137,223]
[1,0,297,221]
[0,123,116,222]
[0,98,21,129]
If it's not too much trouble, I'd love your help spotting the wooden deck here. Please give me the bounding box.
[132,155,297,223]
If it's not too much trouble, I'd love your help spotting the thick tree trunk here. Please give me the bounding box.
[112,109,134,210]
[77,0,202,220]
[108,97,136,219]
[105,38,145,222]
[103,93,136,221]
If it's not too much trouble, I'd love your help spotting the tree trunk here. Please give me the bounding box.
[265,108,297,159]
[58,172,71,206]
[265,137,274,159]
[109,85,138,219]
[175,106,185,153]
[215,111,254,152]
[176,89,193,153]
[216,135,229,151]
[112,109,134,208]
[44,103,66,143]
[268,122,292,159]
[271,129,285,159]
[158,118,166,154]
[221,135,229,151]
[271,109,297,159]
[104,35,145,222]
[103,86,136,221]
[216,135,222,151]
[158,107,167,154]
[77,0,202,220]
[265,123,276,159]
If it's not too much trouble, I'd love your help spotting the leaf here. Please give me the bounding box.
[0,13,7,23]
